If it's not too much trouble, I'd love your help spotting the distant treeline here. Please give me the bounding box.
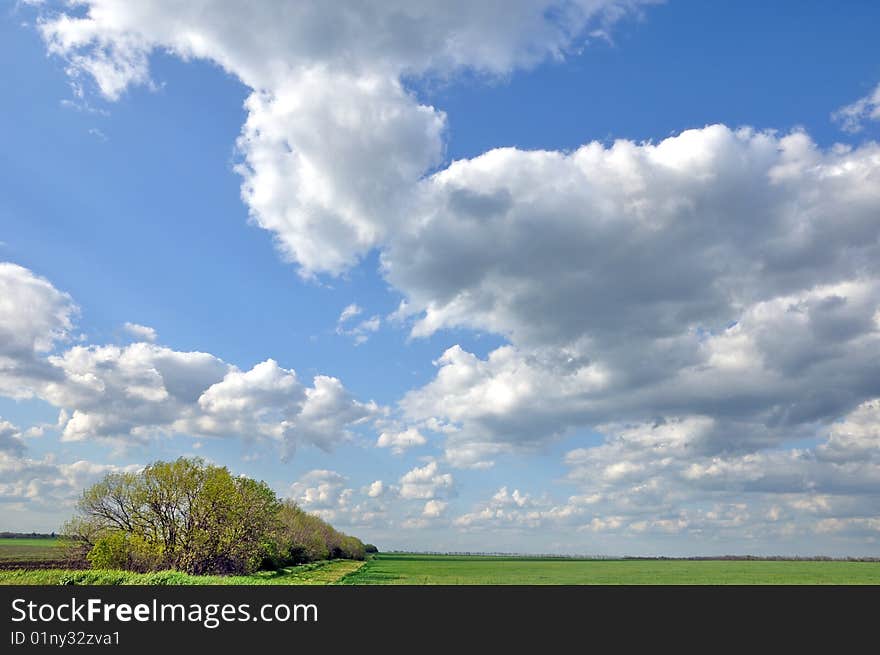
[622,555,880,562]
[387,551,880,562]
[0,532,58,539]
[64,457,375,575]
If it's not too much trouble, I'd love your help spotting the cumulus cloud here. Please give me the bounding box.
[181,361,378,456]
[288,469,353,520]
[365,480,386,498]
[123,322,157,342]
[0,262,77,398]
[422,499,447,518]
[0,420,27,456]
[288,463,457,529]
[832,82,880,133]
[398,460,454,499]
[289,469,399,528]
[376,427,427,455]
[454,486,570,530]
[35,0,652,275]
[396,128,880,464]
[0,262,380,457]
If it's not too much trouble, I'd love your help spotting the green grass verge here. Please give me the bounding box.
[0,559,365,586]
[339,553,880,585]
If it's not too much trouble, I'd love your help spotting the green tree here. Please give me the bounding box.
[68,457,280,575]
[66,456,365,575]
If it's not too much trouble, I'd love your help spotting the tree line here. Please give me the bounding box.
[64,457,376,575]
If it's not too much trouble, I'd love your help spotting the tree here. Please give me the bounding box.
[67,457,280,575]
[273,500,366,565]
[66,456,365,575]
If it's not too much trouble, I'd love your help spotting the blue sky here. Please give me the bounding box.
[2,1,880,555]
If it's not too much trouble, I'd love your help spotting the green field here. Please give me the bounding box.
[339,553,880,585]
[4,548,880,584]
[0,537,69,562]
[0,559,365,585]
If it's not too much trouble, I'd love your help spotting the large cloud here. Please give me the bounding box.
[397,128,880,465]
[0,262,379,456]
[36,0,653,274]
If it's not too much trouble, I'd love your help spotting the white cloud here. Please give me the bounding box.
[288,469,353,520]
[394,128,880,464]
[422,499,447,518]
[832,82,880,133]
[184,359,378,456]
[454,487,568,530]
[337,304,362,325]
[123,322,157,342]
[289,469,399,528]
[0,263,380,457]
[337,304,381,345]
[821,399,880,461]
[365,480,386,498]
[376,427,427,455]
[0,262,78,398]
[398,460,454,499]
[0,419,27,456]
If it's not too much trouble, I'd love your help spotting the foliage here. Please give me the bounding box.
[271,501,365,567]
[64,457,365,576]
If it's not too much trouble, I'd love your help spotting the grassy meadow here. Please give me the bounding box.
[339,553,880,585]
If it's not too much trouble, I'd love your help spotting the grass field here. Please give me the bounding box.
[4,547,880,584]
[0,559,365,585]
[0,537,69,562]
[339,553,880,585]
